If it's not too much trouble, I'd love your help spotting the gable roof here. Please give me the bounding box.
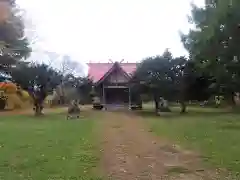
[87,62,137,83]
[96,62,131,85]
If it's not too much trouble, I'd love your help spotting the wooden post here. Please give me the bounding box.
[128,87,131,110]
[103,85,106,110]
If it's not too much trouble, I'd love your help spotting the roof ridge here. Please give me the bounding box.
[87,62,137,64]
[88,62,137,82]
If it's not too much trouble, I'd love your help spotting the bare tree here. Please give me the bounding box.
[60,55,83,76]
[57,55,83,104]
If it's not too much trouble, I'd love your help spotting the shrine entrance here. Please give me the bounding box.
[103,86,130,108]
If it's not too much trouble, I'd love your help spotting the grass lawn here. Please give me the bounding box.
[0,113,102,180]
[140,106,240,175]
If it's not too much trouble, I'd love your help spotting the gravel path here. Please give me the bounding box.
[100,112,225,180]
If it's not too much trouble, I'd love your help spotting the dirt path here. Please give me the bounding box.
[100,112,225,180]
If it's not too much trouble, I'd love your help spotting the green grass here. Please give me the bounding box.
[0,113,102,180]
[139,106,240,175]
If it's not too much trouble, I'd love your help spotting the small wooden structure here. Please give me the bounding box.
[88,61,140,110]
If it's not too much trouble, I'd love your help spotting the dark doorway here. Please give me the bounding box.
[105,87,129,105]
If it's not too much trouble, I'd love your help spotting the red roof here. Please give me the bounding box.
[87,62,137,82]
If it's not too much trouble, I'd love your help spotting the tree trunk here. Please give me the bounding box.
[0,99,6,110]
[180,100,186,113]
[34,103,44,116]
[59,96,65,105]
[153,90,160,115]
[154,100,159,111]
[231,92,236,106]
[33,98,44,116]
[60,82,65,105]
[154,98,160,115]
[225,92,236,108]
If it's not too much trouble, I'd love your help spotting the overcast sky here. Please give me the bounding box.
[17,0,204,64]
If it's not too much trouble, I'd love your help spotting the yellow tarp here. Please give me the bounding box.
[6,94,31,109]
[0,82,32,109]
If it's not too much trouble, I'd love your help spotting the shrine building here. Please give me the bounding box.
[87,60,140,109]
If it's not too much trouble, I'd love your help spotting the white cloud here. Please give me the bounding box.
[17,0,204,66]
